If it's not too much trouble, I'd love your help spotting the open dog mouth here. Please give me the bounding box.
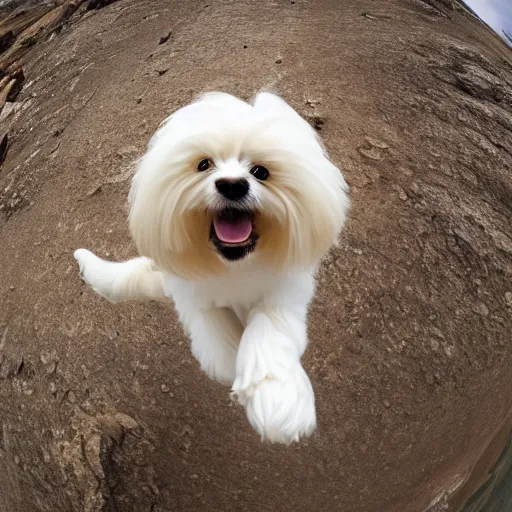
[210,208,258,260]
[213,209,253,244]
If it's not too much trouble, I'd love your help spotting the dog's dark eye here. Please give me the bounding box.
[250,165,270,181]
[197,158,213,172]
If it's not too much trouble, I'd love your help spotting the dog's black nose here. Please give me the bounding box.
[215,178,249,201]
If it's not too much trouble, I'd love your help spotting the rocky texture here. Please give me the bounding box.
[0,0,511,511]
[0,0,125,147]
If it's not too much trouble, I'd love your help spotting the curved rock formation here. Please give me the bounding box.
[0,1,511,510]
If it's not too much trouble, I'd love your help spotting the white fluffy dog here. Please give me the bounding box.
[74,92,349,444]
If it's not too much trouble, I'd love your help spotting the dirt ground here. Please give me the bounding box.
[0,1,512,511]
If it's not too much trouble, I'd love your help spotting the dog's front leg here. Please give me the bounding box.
[176,305,243,385]
[232,305,316,444]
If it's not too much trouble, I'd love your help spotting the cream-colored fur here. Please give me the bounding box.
[75,91,349,444]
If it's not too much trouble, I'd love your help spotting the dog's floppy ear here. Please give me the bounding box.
[253,92,302,120]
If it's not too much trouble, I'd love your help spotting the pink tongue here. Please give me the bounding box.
[214,216,252,243]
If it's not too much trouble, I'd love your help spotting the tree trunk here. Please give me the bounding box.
[0,1,511,511]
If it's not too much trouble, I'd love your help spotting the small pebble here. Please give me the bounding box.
[114,412,139,431]
[443,345,454,357]
[358,147,381,161]
[409,182,421,195]
[364,136,389,149]
[393,185,407,201]
[473,302,489,317]
[158,31,171,45]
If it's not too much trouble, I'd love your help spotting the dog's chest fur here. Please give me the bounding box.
[164,264,316,324]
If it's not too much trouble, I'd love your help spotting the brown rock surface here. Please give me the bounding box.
[0,0,511,511]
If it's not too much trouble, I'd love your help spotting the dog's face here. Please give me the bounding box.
[129,92,349,279]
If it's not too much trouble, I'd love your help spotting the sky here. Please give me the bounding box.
[463,0,512,45]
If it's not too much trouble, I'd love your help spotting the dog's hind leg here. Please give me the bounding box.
[74,249,165,303]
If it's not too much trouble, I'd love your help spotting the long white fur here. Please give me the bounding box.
[74,91,349,444]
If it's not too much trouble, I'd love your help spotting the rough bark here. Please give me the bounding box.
[0,0,511,511]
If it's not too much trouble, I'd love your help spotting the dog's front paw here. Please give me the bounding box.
[232,363,316,444]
